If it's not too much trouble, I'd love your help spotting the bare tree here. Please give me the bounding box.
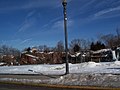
[80,39,91,50]
[69,39,91,53]
[116,27,120,46]
[43,45,51,53]
[56,41,64,52]
[38,45,44,52]
[0,45,20,56]
[69,39,81,53]
[100,34,115,48]
[99,32,120,48]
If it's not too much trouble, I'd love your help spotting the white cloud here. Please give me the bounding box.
[94,6,120,17]
[52,20,64,29]
[26,10,36,18]
[0,39,21,47]
[40,17,62,30]
[18,11,37,32]
[0,0,60,12]
[18,22,31,32]
[20,38,32,44]
[52,19,74,29]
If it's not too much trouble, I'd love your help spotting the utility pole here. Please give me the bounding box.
[62,0,69,74]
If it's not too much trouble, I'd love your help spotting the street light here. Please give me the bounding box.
[62,0,69,74]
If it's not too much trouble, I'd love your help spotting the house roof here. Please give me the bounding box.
[25,54,39,59]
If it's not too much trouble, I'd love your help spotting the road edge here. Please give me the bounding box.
[0,81,120,90]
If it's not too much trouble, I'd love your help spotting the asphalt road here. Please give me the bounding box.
[0,83,80,90]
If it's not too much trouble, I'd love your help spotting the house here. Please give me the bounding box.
[90,49,113,62]
[1,55,16,65]
[20,51,64,65]
[20,53,39,65]
[69,52,81,63]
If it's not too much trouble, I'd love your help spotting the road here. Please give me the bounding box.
[0,75,119,90]
[0,83,82,90]
[0,75,78,90]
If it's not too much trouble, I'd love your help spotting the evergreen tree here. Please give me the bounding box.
[73,44,80,52]
[90,41,106,51]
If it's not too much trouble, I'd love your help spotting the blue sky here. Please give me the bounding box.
[0,0,120,50]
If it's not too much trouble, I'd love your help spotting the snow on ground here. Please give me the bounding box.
[0,61,120,75]
[0,62,6,66]
[0,61,120,87]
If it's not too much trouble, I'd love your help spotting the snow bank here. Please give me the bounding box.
[84,61,101,68]
[0,62,6,66]
[51,73,120,88]
[0,61,120,87]
[0,73,120,88]
[0,61,120,75]
[114,61,120,65]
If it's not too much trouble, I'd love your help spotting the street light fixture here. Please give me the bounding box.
[62,0,69,74]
